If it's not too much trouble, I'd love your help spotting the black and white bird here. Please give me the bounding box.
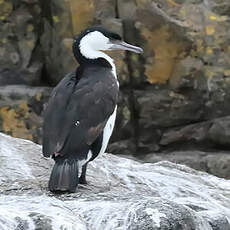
[42,27,143,192]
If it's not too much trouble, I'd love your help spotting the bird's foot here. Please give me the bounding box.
[79,176,87,185]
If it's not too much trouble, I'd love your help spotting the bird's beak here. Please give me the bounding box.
[109,40,143,54]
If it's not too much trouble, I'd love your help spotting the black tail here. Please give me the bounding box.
[48,158,79,193]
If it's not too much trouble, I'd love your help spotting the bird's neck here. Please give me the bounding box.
[80,46,117,79]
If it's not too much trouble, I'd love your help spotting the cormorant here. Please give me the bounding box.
[42,26,143,192]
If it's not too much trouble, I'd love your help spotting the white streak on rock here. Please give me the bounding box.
[145,208,166,227]
[0,195,87,230]
[0,133,34,181]
[0,133,230,229]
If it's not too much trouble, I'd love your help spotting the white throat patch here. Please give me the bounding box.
[79,31,117,78]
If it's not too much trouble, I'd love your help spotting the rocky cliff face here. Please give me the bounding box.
[0,0,230,173]
[0,133,230,230]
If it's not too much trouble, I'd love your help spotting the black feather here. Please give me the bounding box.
[48,158,79,193]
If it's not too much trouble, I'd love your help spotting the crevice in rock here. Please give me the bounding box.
[30,0,54,87]
[40,65,53,87]
[40,0,53,26]
[122,22,140,154]
[113,1,139,153]
[115,0,119,19]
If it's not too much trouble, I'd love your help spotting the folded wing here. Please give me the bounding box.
[42,68,119,157]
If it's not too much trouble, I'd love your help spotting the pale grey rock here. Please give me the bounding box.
[0,133,230,230]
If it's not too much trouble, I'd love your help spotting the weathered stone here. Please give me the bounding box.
[108,90,136,155]
[206,0,230,15]
[111,91,134,141]
[41,0,79,85]
[94,0,116,19]
[135,88,204,127]
[0,133,230,229]
[129,0,230,88]
[113,0,230,155]
[41,0,128,86]
[208,116,230,147]
[134,0,192,85]
[141,150,230,179]
[159,121,212,147]
[0,0,13,20]
[158,116,230,151]
[122,19,146,85]
[0,0,43,85]
[117,0,137,20]
[0,85,51,144]
[200,211,230,230]
[134,87,208,153]
[103,19,130,87]
[205,154,230,179]
[108,139,136,155]
[1,0,230,176]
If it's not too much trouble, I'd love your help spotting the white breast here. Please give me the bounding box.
[78,150,92,169]
[77,106,117,173]
[99,106,117,155]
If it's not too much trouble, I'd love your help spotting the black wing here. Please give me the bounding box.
[42,67,119,157]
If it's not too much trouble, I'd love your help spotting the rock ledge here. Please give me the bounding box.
[0,133,229,230]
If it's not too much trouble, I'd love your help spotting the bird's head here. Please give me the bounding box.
[73,26,143,66]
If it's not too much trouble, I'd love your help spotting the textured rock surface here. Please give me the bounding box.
[1,0,230,176]
[139,150,230,179]
[0,85,51,143]
[120,0,230,154]
[41,0,128,86]
[0,133,230,230]
[0,0,43,85]
[208,117,230,147]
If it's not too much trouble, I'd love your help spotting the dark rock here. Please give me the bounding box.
[108,139,136,155]
[208,116,230,147]
[134,88,205,153]
[0,85,51,144]
[128,200,210,230]
[114,0,230,155]
[206,0,230,15]
[205,154,230,179]
[200,211,230,230]
[102,19,130,87]
[155,116,230,152]
[117,0,137,20]
[40,0,128,86]
[141,150,230,179]
[94,0,116,19]
[159,121,212,148]
[15,217,29,230]
[29,213,53,230]
[41,20,76,85]
[109,91,136,155]
[141,151,209,172]
[0,0,43,85]
[135,88,205,128]
[133,83,230,152]
[111,91,134,142]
